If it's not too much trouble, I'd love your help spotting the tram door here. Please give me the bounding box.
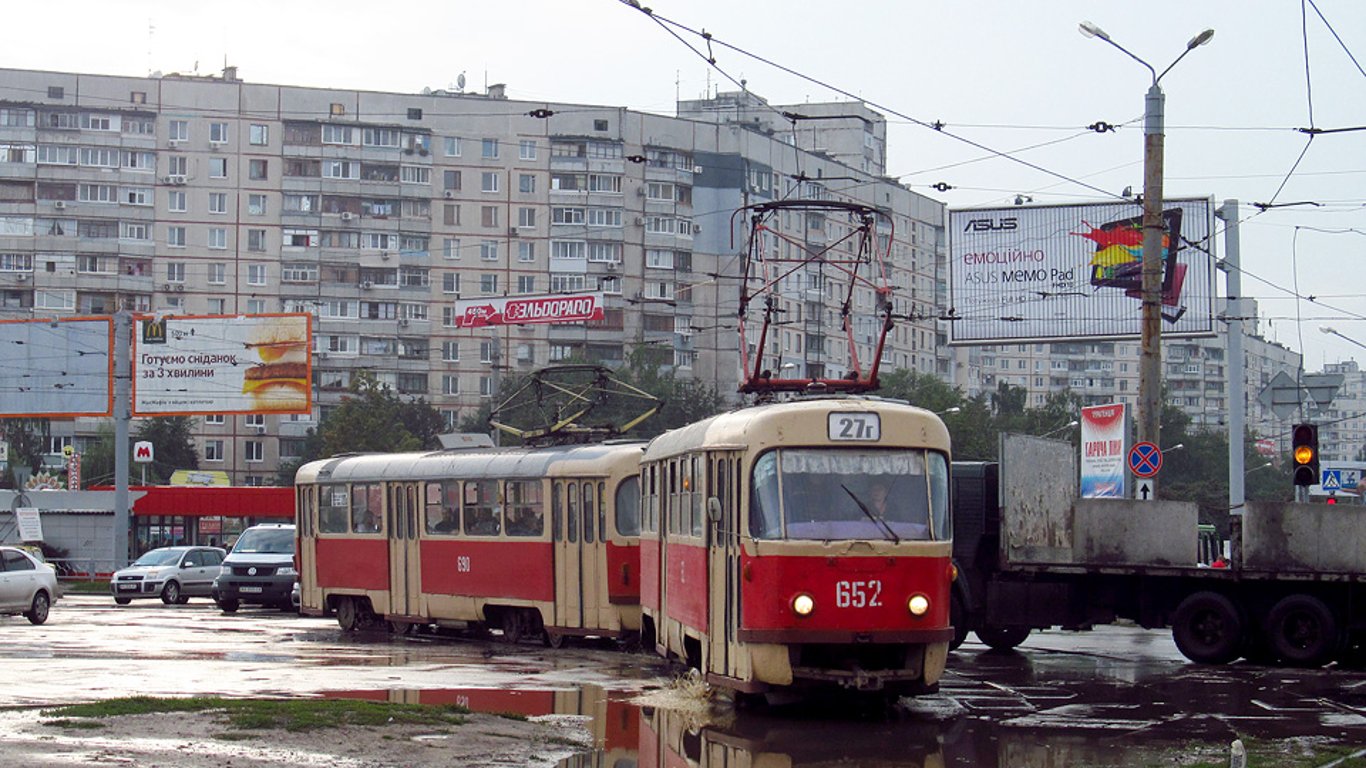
[296,486,319,611]
[555,479,602,630]
[707,454,743,678]
[387,482,423,618]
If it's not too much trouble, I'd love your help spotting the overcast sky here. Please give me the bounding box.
[4,0,1364,370]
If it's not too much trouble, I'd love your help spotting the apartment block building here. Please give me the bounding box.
[0,69,944,484]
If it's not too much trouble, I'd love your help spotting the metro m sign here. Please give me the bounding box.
[454,293,605,329]
[133,441,154,464]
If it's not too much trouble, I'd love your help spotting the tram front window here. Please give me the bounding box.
[749,449,948,542]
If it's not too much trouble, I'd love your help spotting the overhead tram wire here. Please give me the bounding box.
[618,0,1123,203]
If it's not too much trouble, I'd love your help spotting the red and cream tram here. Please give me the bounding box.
[638,397,954,696]
[295,441,645,645]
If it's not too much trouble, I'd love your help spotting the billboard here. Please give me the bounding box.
[0,317,113,418]
[133,313,311,416]
[948,198,1216,345]
[454,293,605,328]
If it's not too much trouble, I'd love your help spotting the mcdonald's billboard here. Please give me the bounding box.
[132,313,312,416]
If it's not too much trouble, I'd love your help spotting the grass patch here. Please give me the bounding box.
[1159,738,1365,768]
[42,696,471,733]
[59,580,111,594]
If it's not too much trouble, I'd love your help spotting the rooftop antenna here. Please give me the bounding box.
[146,20,155,77]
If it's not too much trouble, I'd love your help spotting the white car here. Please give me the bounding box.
[112,546,226,605]
[0,546,59,625]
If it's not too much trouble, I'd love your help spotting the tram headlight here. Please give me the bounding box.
[907,593,930,617]
[791,593,815,617]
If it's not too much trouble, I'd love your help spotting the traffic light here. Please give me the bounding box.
[1291,423,1319,487]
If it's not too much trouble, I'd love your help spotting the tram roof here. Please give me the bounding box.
[295,441,645,484]
[642,396,946,462]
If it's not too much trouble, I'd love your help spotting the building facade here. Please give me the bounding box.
[0,69,944,484]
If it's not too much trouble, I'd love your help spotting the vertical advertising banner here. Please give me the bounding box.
[1080,403,1128,498]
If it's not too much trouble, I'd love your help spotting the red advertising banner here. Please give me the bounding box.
[454,293,605,328]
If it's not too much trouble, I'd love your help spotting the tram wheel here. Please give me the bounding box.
[544,629,566,649]
[501,611,524,644]
[336,597,360,631]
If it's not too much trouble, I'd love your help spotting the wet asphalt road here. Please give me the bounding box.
[2,594,1363,766]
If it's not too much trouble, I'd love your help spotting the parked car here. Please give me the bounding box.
[0,545,59,624]
[111,546,226,605]
[212,524,296,613]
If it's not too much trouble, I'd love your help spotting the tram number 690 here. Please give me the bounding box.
[835,580,882,608]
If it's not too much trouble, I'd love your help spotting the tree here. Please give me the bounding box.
[877,369,964,414]
[277,373,444,484]
[134,417,199,483]
[0,419,49,488]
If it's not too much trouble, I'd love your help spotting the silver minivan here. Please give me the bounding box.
[112,546,227,605]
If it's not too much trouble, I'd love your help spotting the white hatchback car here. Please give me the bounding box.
[111,546,226,605]
[0,546,59,625]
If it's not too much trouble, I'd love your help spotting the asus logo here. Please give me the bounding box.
[963,218,1018,232]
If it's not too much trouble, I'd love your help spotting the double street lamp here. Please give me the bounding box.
[1079,21,1214,486]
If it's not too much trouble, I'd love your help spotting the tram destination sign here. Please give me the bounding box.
[454,293,605,328]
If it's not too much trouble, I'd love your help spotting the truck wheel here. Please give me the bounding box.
[1172,591,1242,664]
[975,625,1030,651]
[1266,594,1339,668]
[949,597,970,651]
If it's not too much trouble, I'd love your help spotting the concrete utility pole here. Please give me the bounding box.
[113,310,131,567]
[1219,201,1246,515]
[1080,22,1214,490]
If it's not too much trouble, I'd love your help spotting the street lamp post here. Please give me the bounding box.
[1321,326,1366,353]
[1080,22,1214,491]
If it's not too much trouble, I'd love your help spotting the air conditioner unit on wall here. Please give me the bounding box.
[360,280,373,289]
[53,201,67,210]
[443,191,455,199]
[15,274,29,282]
[340,211,354,221]
[398,318,409,328]
[252,424,266,434]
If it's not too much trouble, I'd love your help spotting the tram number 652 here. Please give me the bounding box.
[835,580,882,608]
[456,556,471,573]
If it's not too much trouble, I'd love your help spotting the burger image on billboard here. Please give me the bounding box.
[242,320,309,412]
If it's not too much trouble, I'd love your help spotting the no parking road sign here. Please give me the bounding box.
[1128,441,1163,478]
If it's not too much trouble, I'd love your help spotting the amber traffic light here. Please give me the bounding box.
[1291,423,1319,487]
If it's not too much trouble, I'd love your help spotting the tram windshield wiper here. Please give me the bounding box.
[840,484,900,544]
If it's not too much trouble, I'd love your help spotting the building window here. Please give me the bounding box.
[208,192,227,214]
[480,274,498,294]
[519,140,537,160]
[205,440,224,462]
[245,441,263,463]
[209,122,229,144]
[400,166,429,184]
[322,124,353,144]
[442,341,460,361]
[208,263,226,284]
[167,190,187,212]
[444,136,461,157]
[594,119,608,131]
[442,375,459,395]
[480,240,498,261]
[481,206,499,228]
[481,172,499,193]
[443,238,461,261]
[443,170,462,191]
[517,275,536,294]
[481,138,499,159]
[407,107,423,120]
[518,174,536,194]
[208,228,227,249]
[247,265,267,286]
[247,229,267,252]
[209,157,228,178]
[248,194,267,215]
[517,207,536,228]
[168,120,188,142]
[518,242,535,262]
[249,124,269,145]
[167,226,186,247]
[249,159,268,180]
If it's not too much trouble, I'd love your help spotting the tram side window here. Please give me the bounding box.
[426,481,461,535]
[463,479,501,536]
[319,485,350,533]
[505,480,544,537]
[352,483,382,533]
[617,476,640,536]
[567,481,579,542]
[928,452,952,540]
[597,481,606,541]
[583,482,595,544]
[749,452,782,539]
[668,461,679,536]
[552,481,563,541]
[690,456,703,537]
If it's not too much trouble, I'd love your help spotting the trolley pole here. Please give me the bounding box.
[113,310,131,567]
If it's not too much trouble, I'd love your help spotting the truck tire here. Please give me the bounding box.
[1266,594,1339,668]
[1172,591,1242,664]
[975,625,1030,651]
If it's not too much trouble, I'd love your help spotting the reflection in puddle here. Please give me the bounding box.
[320,686,1250,768]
